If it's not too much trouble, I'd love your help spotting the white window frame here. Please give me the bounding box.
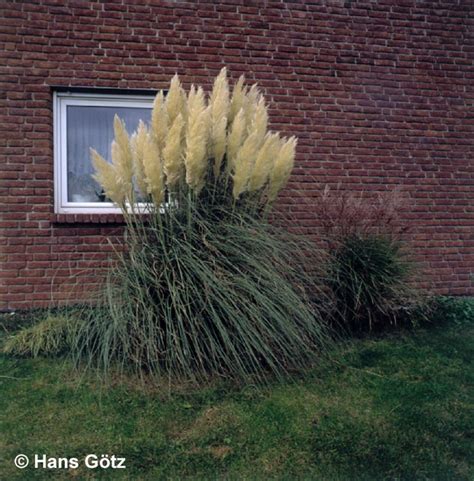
[53,91,155,214]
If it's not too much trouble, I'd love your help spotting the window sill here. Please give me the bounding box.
[51,213,125,224]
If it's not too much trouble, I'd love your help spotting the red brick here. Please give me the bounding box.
[1,0,473,310]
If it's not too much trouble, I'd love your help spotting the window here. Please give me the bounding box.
[53,90,155,214]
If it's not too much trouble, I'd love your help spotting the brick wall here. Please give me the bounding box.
[1,0,473,310]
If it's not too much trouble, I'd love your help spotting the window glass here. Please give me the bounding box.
[66,105,152,202]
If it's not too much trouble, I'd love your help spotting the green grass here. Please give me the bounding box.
[1,313,473,480]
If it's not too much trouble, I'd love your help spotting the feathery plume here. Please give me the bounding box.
[92,68,297,210]
[232,130,262,199]
[231,97,269,198]
[130,120,148,196]
[267,136,297,202]
[248,133,280,192]
[111,115,133,197]
[226,107,246,172]
[209,67,230,178]
[228,75,246,124]
[142,132,164,205]
[244,84,261,133]
[166,74,186,125]
[184,86,210,193]
[163,113,184,186]
[91,149,125,205]
[151,91,168,152]
[252,97,268,148]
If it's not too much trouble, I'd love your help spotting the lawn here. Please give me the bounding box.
[1,312,473,480]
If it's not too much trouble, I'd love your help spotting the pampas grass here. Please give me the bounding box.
[91,149,125,206]
[209,67,230,177]
[163,113,185,187]
[111,116,134,194]
[165,74,186,125]
[92,68,297,208]
[248,133,280,192]
[75,68,331,384]
[142,132,164,204]
[151,90,168,151]
[226,108,246,172]
[185,86,209,193]
[228,75,246,124]
[267,136,297,202]
[74,205,333,382]
[130,120,148,197]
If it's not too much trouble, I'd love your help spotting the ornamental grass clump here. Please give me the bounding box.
[76,68,328,380]
[76,68,332,383]
[314,186,423,333]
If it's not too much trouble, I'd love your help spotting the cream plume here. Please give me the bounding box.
[209,67,230,178]
[229,75,246,124]
[166,74,186,125]
[91,149,125,205]
[184,86,209,193]
[232,130,261,199]
[111,115,133,196]
[142,132,164,204]
[130,120,148,196]
[248,133,280,192]
[151,91,168,152]
[226,107,246,172]
[244,84,261,132]
[231,96,269,198]
[252,97,268,148]
[163,113,184,186]
[267,136,297,202]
